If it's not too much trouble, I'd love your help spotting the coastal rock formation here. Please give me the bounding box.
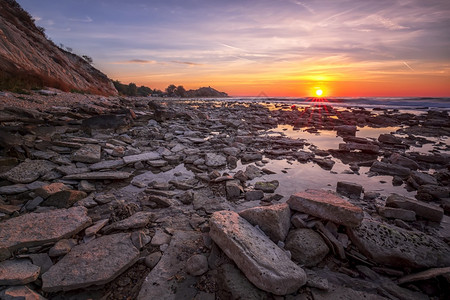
[0,0,117,95]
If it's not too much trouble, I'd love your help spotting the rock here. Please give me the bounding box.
[0,207,91,261]
[48,239,77,257]
[335,125,357,136]
[85,219,109,237]
[138,231,204,300]
[0,184,29,195]
[389,153,419,170]
[89,159,125,171]
[254,180,279,193]
[0,259,40,285]
[336,181,363,199]
[1,159,56,183]
[338,143,379,154]
[347,218,450,268]
[226,180,243,200]
[102,212,154,233]
[244,165,262,180]
[239,203,291,242]
[386,193,444,222]
[417,185,450,201]
[81,113,133,131]
[186,254,208,276]
[150,229,172,246]
[287,189,363,227]
[409,171,438,186]
[42,190,87,208]
[131,230,151,249]
[28,253,53,274]
[24,197,44,211]
[34,183,71,199]
[209,210,307,295]
[285,228,329,267]
[217,263,268,300]
[144,252,162,269]
[241,152,263,163]
[397,266,450,284]
[123,152,161,164]
[311,283,384,300]
[369,161,410,177]
[71,144,101,163]
[0,285,46,300]
[42,233,139,292]
[63,171,132,180]
[205,153,227,167]
[378,133,403,144]
[147,160,168,167]
[0,204,20,214]
[244,190,264,201]
[313,158,335,170]
[378,207,416,221]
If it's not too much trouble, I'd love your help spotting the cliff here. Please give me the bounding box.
[0,0,117,95]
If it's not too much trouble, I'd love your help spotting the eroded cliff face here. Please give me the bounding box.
[0,0,117,95]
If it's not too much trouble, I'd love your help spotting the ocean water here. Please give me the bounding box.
[225,97,450,111]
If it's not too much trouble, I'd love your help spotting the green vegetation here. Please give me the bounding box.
[112,80,163,97]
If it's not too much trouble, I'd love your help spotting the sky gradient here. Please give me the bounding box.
[17,0,450,97]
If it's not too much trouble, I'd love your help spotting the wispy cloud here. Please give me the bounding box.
[171,61,203,66]
[68,16,93,23]
[403,61,415,71]
[113,59,158,64]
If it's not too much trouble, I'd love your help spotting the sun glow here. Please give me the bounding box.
[315,89,323,97]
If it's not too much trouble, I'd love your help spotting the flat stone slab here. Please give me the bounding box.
[287,189,363,227]
[63,171,132,180]
[123,152,161,164]
[205,153,227,167]
[89,159,125,171]
[369,161,410,177]
[348,218,450,269]
[102,212,154,233]
[138,231,203,300]
[42,233,139,292]
[71,144,101,163]
[209,210,307,295]
[0,207,91,261]
[386,193,443,223]
[0,285,46,300]
[0,259,40,285]
[1,159,57,183]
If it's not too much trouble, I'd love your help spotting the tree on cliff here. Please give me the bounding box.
[165,84,176,96]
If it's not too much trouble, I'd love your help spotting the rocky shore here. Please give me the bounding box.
[1,91,449,299]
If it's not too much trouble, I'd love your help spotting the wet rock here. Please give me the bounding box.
[409,171,438,186]
[369,161,410,177]
[186,254,208,276]
[313,158,335,170]
[287,189,363,227]
[42,233,139,292]
[386,193,444,223]
[347,218,450,268]
[1,159,57,183]
[123,152,161,164]
[102,212,154,233]
[244,165,262,180]
[254,180,279,193]
[71,144,101,163]
[42,190,87,208]
[335,125,357,136]
[63,171,132,180]
[217,263,268,300]
[285,228,329,267]
[205,153,227,167]
[239,203,291,243]
[209,210,307,295]
[244,190,264,201]
[336,181,363,199]
[389,153,419,170]
[138,231,203,300]
[0,207,91,261]
[241,152,263,163]
[417,185,450,201]
[0,285,46,300]
[378,134,403,145]
[338,143,379,154]
[378,207,416,221]
[34,182,71,199]
[0,259,40,285]
[48,239,77,257]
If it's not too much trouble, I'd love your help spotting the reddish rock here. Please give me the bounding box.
[42,190,87,208]
[34,182,71,199]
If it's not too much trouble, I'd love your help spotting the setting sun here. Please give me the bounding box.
[315,89,323,97]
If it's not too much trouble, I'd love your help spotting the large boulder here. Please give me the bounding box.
[386,193,444,223]
[369,161,410,177]
[209,211,307,295]
[1,159,56,183]
[287,189,363,227]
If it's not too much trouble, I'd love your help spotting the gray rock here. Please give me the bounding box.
[102,212,154,233]
[63,171,132,180]
[42,233,139,292]
[0,184,29,195]
[0,285,46,300]
[28,253,53,274]
[386,193,443,222]
[186,254,208,276]
[138,231,204,300]
[241,152,263,163]
[226,180,243,200]
[0,207,91,262]
[89,159,125,171]
[239,203,291,243]
[378,207,416,221]
[389,153,419,170]
[123,152,161,164]
[285,228,330,267]
[378,134,403,144]
[48,239,77,257]
[369,161,410,177]
[417,184,450,201]
[347,218,450,268]
[151,229,172,246]
[71,144,101,163]
[209,210,307,295]
[245,190,264,201]
[312,284,385,300]
[85,219,109,237]
[205,153,227,167]
[287,189,363,227]
[409,171,438,186]
[336,181,363,199]
[244,165,262,180]
[0,259,40,285]
[144,252,162,269]
[254,180,279,193]
[1,159,57,183]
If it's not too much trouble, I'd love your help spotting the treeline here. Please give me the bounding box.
[113,81,228,98]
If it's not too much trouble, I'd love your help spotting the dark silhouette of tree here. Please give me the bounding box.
[82,55,93,64]
[165,84,176,96]
[127,83,137,96]
[174,85,186,97]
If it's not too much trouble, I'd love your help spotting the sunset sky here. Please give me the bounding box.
[17,0,450,97]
